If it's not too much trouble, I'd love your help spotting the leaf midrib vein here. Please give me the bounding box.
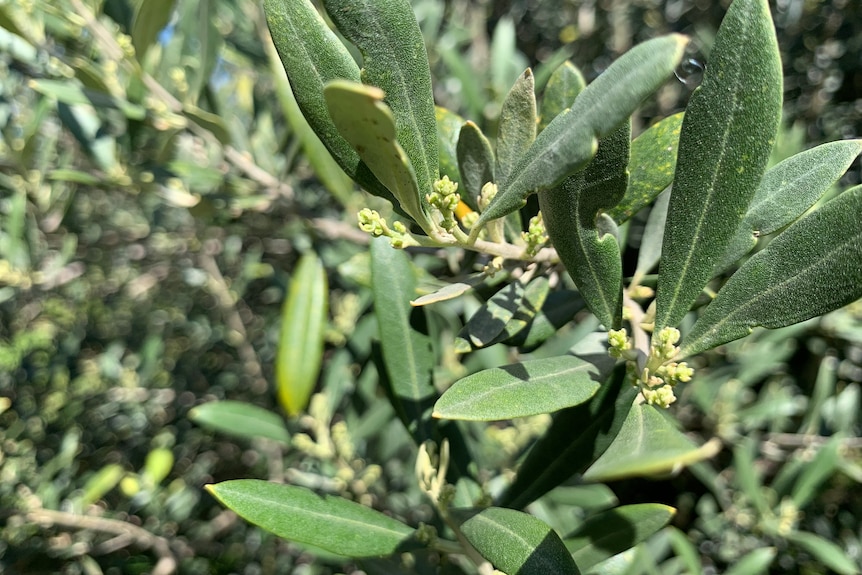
[682,229,861,356]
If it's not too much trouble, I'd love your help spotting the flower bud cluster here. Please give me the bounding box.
[608,327,694,408]
[427,176,461,231]
[479,182,498,211]
[357,208,415,248]
[521,213,548,256]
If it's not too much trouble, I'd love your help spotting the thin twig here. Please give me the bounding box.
[68,0,292,200]
[198,253,268,394]
[25,508,181,575]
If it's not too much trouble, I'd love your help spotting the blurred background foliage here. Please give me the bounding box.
[1,0,861,573]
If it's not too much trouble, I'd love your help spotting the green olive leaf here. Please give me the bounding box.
[539,60,586,133]
[456,507,581,575]
[540,122,630,328]
[496,68,538,185]
[608,112,684,224]
[436,105,465,185]
[680,185,862,357]
[716,139,862,273]
[265,0,396,207]
[324,81,431,230]
[457,121,496,211]
[476,34,687,228]
[654,0,783,333]
[324,0,439,204]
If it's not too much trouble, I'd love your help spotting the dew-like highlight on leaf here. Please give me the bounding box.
[674,57,705,87]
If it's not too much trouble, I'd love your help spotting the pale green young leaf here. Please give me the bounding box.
[324,0,439,202]
[182,104,232,146]
[680,186,862,358]
[79,464,124,508]
[607,113,684,224]
[453,277,550,352]
[633,187,672,283]
[457,121,496,211]
[582,404,720,482]
[476,34,686,228]
[667,527,704,574]
[539,122,630,328]
[130,0,175,61]
[433,353,612,421]
[723,548,777,575]
[29,79,147,120]
[503,290,586,351]
[717,139,862,272]
[565,504,676,571]
[490,17,528,100]
[496,69,538,185]
[731,438,772,514]
[456,507,581,575]
[790,435,843,510]
[265,38,354,205]
[539,60,586,133]
[785,531,859,575]
[411,279,479,307]
[654,0,783,333]
[324,81,429,229]
[207,480,415,557]
[276,252,328,416]
[370,238,436,436]
[436,106,465,185]
[189,400,290,445]
[142,447,174,487]
[265,0,396,206]
[497,366,637,509]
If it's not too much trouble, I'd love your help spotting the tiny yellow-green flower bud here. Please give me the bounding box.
[433,175,459,197]
[479,182,498,211]
[461,211,480,229]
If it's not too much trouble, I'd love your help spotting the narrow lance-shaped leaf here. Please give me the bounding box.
[785,531,859,575]
[680,185,862,358]
[490,16,528,100]
[264,0,397,207]
[189,400,291,445]
[324,81,430,229]
[498,365,636,509]
[716,139,862,272]
[723,548,778,575]
[539,122,630,328]
[539,60,586,133]
[453,277,550,352]
[455,507,581,575]
[457,121,496,211]
[436,106,465,185]
[565,504,676,571]
[264,34,354,204]
[582,403,721,482]
[207,480,415,557]
[130,0,176,61]
[475,34,687,228]
[433,353,612,421]
[29,79,147,120]
[654,0,783,333]
[608,112,684,224]
[276,252,328,416]
[325,0,439,204]
[496,68,538,185]
[633,187,672,284]
[504,290,586,351]
[370,238,437,438]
